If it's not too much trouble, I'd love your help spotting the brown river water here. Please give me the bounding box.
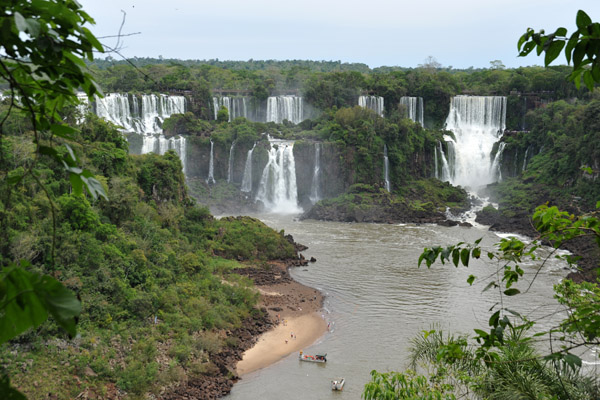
[226,214,571,399]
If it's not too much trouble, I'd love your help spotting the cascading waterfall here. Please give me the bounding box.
[358,95,384,117]
[266,96,304,124]
[434,145,439,179]
[309,143,322,204]
[227,141,236,183]
[490,142,506,182]
[443,96,506,189]
[399,96,424,126]
[241,143,256,192]
[383,144,391,191]
[76,92,89,124]
[522,146,530,172]
[256,139,301,213]
[213,96,249,121]
[206,140,216,184]
[94,93,185,134]
[438,141,453,182]
[92,93,187,172]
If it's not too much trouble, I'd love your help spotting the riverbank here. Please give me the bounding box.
[162,261,325,399]
[234,262,327,376]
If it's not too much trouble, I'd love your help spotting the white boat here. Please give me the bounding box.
[331,378,345,391]
[298,351,327,363]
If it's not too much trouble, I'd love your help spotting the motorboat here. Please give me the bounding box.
[331,378,345,391]
[298,351,327,363]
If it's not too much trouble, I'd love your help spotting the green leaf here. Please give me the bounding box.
[565,32,580,64]
[554,27,567,37]
[34,276,81,337]
[583,69,595,91]
[13,12,26,32]
[467,275,476,286]
[460,248,470,267]
[545,40,565,66]
[472,247,481,259]
[452,248,460,267]
[489,310,500,327]
[0,264,80,344]
[576,10,592,29]
[69,173,83,197]
[50,124,78,139]
[504,288,521,296]
[483,281,496,292]
[573,41,587,68]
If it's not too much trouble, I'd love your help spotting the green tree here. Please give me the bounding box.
[217,105,229,123]
[0,1,106,396]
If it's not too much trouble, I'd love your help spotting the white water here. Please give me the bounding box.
[434,145,439,179]
[255,139,301,213]
[438,141,452,182]
[140,135,187,174]
[399,96,424,126]
[94,93,185,134]
[443,96,506,190]
[241,143,256,193]
[213,96,249,121]
[383,144,390,191]
[227,141,236,183]
[76,92,89,124]
[207,140,216,184]
[266,96,304,124]
[358,95,384,117]
[309,143,322,204]
[490,142,506,182]
[522,146,530,172]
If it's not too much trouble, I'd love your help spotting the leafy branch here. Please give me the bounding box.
[518,10,600,90]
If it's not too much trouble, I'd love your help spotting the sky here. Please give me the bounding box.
[78,0,600,69]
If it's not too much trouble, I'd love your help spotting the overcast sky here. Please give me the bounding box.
[79,0,599,69]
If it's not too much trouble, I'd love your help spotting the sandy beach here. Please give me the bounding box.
[235,262,327,376]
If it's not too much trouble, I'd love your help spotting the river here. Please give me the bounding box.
[226,214,569,399]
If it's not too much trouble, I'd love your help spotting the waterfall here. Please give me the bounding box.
[206,140,215,184]
[438,141,453,182]
[399,96,424,126]
[383,144,391,191]
[94,93,134,131]
[266,96,304,124]
[94,93,185,134]
[434,145,439,179]
[141,135,187,173]
[490,142,506,182]
[241,143,256,192]
[309,143,322,204]
[358,95,384,117]
[213,96,249,121]
[256,139,301,213]
[227,141,236,183]
[522,146,530,172]
[76,92,89,124]
[443,96,506,189]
